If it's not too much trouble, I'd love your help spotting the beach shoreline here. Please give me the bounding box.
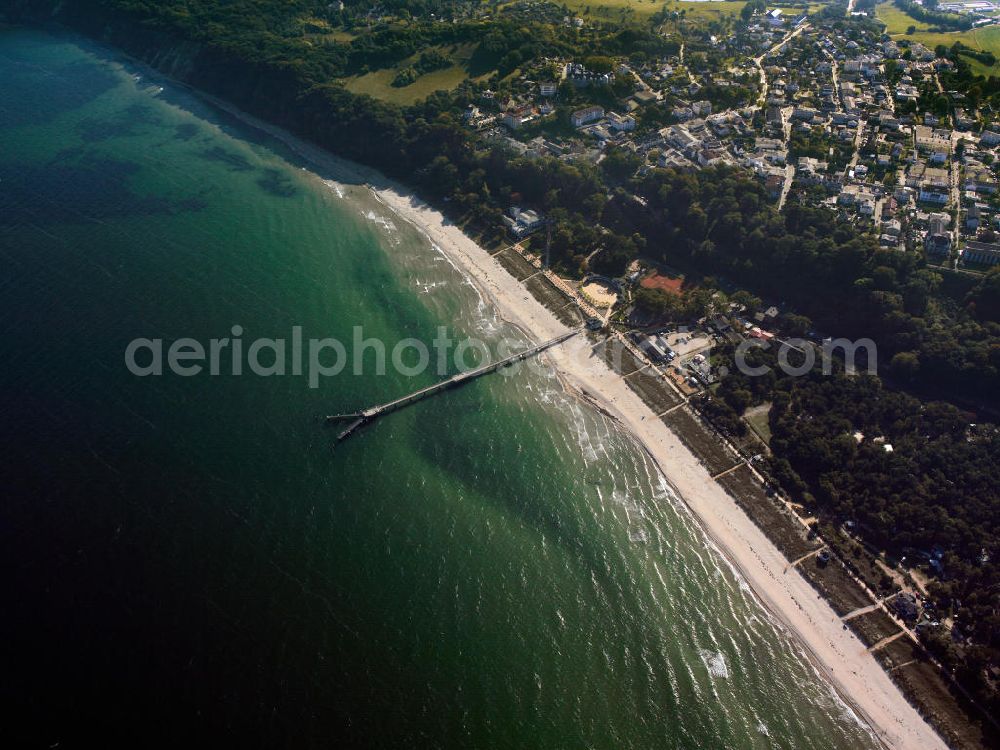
[182,84,947,750]
[370,188,946,750]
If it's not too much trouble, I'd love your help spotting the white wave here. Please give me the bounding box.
[363,210,398,234]
[629,528,649,543]
[699,649,730,679]
[322,179,345,198]
[416,280,447,294]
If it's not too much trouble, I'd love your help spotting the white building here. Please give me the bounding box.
[607,112,636,132]
[504,207,545,237]
[692,100,712,117]
[571,105,604,127]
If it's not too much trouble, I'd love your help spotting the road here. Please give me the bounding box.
[622,62,663,101]
[777,163,795,211]
[743,25,809,210]
[822,47,841,105]
[847,119,866,170]
[950,130,964,266]
[752,23,810,110]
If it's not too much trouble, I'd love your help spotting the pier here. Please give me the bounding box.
[326,329,580,442]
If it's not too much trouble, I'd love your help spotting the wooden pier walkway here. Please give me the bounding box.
[326,329,580,442]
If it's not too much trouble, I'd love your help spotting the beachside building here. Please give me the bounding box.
[504,206,545,238]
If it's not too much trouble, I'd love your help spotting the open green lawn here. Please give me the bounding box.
[343,43,488,105]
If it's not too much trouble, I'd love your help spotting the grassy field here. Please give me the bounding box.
[907,26,1000,76]
[344,43,486,105]
[519,0,826,24]
[559,0,748,22]
[744,402,772,443]
[877,2,1000,77]
[875,2,932,34]
[662,407,739,474]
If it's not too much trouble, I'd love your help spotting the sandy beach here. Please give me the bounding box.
[195,93,949,750]
[372,187,948,750]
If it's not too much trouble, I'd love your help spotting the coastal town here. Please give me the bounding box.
[469,3,1000,271]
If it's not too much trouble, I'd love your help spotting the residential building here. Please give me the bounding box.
[965,167,997,194]
[963,240,1000,265]
[570,105,604,127]
[607,112,636,132]
[692,100,712,117]
[980,130,1000,147]
[502,104,533,130]
[915,125,951,156]
[925,214,952,255]
[908,163,950,204]
[967,202,981,231]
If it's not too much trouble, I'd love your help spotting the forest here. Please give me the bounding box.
[703,342,1000,720]
[893,0,975,31]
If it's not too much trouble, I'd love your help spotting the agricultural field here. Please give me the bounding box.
[344,43,487,105]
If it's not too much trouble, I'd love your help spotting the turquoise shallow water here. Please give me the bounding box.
[0,29,880,749]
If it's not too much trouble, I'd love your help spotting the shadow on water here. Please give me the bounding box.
[174,122,199,141]
[256,167,298,198]
[76,103,162,142]
[198,144,255,172]
[0,155,205,225]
